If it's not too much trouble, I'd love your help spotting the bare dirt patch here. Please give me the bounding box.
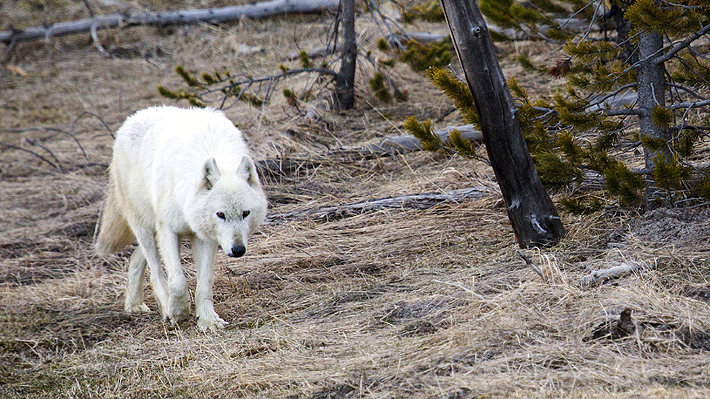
[630,208,710,247]
[2,1,710,398]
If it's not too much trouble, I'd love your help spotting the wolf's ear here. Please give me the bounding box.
[203,157,220,190]
[237,155,260,188]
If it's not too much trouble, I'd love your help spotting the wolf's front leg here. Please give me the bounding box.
[192,237,227,332]
[157,226,190,324]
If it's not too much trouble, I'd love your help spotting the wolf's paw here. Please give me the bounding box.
[165,296,191,324]
[125,303,150,313]
[196,312,228,333]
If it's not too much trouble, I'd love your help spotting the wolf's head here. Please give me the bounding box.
[195,155,267,257]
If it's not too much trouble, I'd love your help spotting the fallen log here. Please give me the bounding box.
[1,0,339,45]
[577,260,656,288]
[266,186,491,224]
[256,124,482,178]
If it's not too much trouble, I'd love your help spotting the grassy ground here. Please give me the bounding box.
[2,1,710,398]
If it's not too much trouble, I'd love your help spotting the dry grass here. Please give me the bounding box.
[2,1,710,398]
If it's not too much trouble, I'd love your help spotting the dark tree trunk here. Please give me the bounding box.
[335,0,357,110]
[438,0,565,248]
[637,31,670,202]
[608,3,637,64]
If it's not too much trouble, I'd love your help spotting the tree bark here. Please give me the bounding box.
[438,0,565,248]
[335,0,357,110]
[638,30,670,201]
[0,0,339,45]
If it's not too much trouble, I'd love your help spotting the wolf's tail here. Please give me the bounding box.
[94,170,135,256]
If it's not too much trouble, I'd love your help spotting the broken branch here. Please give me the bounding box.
[577,260,656,289]
[266,186,491,224]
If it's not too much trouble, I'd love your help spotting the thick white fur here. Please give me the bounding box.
[95,106,267,332]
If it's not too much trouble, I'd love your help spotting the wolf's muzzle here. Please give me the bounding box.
[228,244,246,258]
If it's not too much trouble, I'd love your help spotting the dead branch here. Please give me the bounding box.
[577,260,656,289]
[0,142,62,171]
[73,112,114,139]
[516,250,546,283]
[257,125,482,178]
[0,0,339,45]
[288,43,342,61]
[266,186,491,224]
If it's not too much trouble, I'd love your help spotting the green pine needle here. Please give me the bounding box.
[400,38,453,72]
[535,152,583,188]
[298,50,313,68]
[157,85,178,99]
[603,160,645,206]
[626,0,701,36]
[448,129,475,156]
[698,173,710,198]
[377,38,390,52]
[651,105,673,129]
[369,72,392,103]
[175,65,200,87]
[559,195,604,215]
[516,54,536,71]
[403,117,442,152]
[653,155,691,192]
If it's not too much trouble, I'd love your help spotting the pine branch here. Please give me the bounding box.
[675,53,710,87]
[364,0,406,50]
[666,82,706,100]
[165,66,339,109]
[654,22,710,65]
[604,108,644,116]
[669,97,710,110]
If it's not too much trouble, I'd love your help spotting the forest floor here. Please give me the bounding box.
[2,1,710,398]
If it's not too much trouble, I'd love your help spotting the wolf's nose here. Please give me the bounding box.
[229,245,246,258]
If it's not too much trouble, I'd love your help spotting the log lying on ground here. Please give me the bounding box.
[0,0,339,44]
[266,186,491,224]
[577,260,655,288]
[358,125,482,156]
[256,125,482,178]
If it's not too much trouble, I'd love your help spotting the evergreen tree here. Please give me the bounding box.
[431,0,710,208]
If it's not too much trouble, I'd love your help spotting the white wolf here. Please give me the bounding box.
[95,106,267,332]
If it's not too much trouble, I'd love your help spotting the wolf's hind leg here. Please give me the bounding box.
[125,247,150,313]
[192,237,227,332]
[134,228,170,319]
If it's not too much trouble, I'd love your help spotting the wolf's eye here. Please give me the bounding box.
[216,212,226,220]
[242,210,250,218]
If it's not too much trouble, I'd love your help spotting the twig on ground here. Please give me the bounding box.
[432,279,485,300]
[74,111,114,139]
[517,250,547,283]
[0,142,62,171]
